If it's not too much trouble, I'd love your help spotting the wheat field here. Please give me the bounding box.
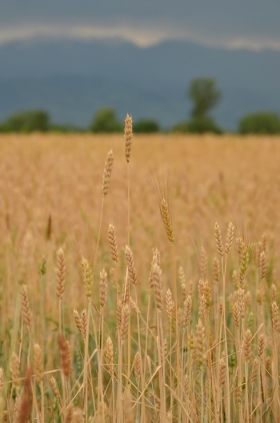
[0,130,279,422]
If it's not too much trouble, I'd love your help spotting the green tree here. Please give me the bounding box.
[188,117,222,134]
[188,78,221,119]
[0,110,50,132]
[239,112,280,134]
[89,108,122,133]
[133,119,160,133]
[186,78,222,133]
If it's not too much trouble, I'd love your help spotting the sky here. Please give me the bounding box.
[2,1,280,50]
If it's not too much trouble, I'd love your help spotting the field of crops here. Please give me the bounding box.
[0,128,279,422]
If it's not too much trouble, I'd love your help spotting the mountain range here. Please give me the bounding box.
[0,39,279,130]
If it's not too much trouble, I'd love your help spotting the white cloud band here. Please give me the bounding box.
[1,22,280,51]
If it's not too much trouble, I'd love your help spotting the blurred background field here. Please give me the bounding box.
[0,133,279,421]
[1,132,280,311]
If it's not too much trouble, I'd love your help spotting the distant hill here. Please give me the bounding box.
[0,39,279,129]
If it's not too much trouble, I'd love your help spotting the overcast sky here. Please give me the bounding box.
[2,1,280,50]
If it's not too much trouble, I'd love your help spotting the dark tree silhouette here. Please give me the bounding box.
[239,112,280,134]
[0,110,50,132]
[133,119,160,133]
[89,108,122,133]
[188,78,221,119]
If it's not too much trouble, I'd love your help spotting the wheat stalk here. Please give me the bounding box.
[102,150,114,196]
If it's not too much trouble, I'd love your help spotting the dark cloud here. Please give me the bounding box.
[1,1,280,49]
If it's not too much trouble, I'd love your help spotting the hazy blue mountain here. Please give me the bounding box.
[0,75,184,128]
[0,39,279,129]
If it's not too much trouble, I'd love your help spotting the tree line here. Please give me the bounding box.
[1,78,280,134]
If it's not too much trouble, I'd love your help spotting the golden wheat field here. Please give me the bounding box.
[0,129,280,422]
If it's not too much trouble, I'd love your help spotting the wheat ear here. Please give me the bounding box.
[102,150,114,196]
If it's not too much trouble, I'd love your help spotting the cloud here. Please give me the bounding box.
[1,22,280,51]
[0,23,168,47]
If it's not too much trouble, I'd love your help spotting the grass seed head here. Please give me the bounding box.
[180,283,187,303]
[258,334,265,358]
[160,198,174,243]
[125,245,137,286]
[133,351,141,382]
[73,309,86,340]
[81,310,87,338]
[121,271,130,305]
[188,330,196,356]
[21,285,32,328]
[129,297,140,314]
[166,288,175,324]
[271,301,279,333]
[152,248,160,266]
[81,258,93,298]
[201,279,211,308]
[198,293,206,319]
[150,263,163,312]
[99,268,108,311]
[225,222,234,255]
[10,352,20,387]
[239,242,249,287]
[34,344,44,384]
[219,356,226,387]
[233,302,240,327]
[200,247,207,280]
[108,224,118,265]
[235,385,242,404]
[47,375,60,402]
[116,300,122,330]
[121,304,130,339]
[244,329,252,362]
[105,337,114,376]
[260,251,267,280]
[124,114,133,163]
[213,257,220,284]
[102,149,114,196]
[265,356,271,375]
[183,295,192,328]
[238,288,245,319]
[56,248,65,300]
[58,334,72,377]
[214,223,224,257]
